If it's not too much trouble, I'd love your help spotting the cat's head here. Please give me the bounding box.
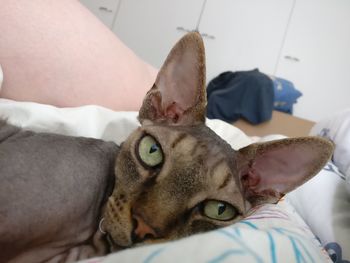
[102,32,333,249]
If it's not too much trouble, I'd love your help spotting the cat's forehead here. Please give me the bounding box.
[140,123,236,154]
[137,123,239,179]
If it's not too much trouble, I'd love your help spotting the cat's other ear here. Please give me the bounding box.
[237,137,334,207]
[138,32,206,126]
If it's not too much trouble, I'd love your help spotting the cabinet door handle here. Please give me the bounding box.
[99,6,113,13]
[200,32,215,40]
[176,26,192,33]
[284,55,300,62]
[176,27,215,40]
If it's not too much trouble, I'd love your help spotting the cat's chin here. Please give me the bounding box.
[107,231,170,252]
[102,194,136,249]
[106,233,133,252]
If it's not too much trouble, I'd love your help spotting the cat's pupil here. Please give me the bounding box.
[149,144,158,154]
[218,203,226,215]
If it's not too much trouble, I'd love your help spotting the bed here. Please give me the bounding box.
[1,99,349,263]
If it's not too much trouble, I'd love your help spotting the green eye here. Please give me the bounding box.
[203,200,237,221]
[138,135,163,167]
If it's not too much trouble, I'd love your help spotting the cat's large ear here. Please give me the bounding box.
[237,137,334,206]
[139,32,206,126]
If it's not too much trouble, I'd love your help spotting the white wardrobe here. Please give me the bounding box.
[80,0,350,121]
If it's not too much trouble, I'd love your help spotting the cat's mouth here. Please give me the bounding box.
[103,226,133,251]
[105,213,158,250]
[103,197,156,248]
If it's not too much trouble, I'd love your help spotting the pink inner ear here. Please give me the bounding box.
[241,169,261,190]
[248,145,318,194]
[139,33,206,125]
[164,102,185,123]
[158,49,199,112]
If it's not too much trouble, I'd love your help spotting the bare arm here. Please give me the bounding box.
[0,0,157,111]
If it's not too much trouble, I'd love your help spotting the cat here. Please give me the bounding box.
[0,32,333,263]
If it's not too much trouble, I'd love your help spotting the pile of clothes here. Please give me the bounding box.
[206,69,302,124]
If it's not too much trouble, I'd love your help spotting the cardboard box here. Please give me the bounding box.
[233,111,315,137]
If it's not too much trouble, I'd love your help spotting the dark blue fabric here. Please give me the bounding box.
[206,69,274,124]
[272,77,302,114]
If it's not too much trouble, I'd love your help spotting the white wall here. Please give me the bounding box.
[275,0,350,121]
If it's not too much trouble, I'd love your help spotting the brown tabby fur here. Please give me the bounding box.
[0,32,333,262]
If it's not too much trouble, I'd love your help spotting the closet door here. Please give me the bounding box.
[198,0,294,81]
[79,0,120,28]
[276,0,350,121]
[112,0,204,68]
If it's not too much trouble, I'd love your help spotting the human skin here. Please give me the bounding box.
[0,0,158,111]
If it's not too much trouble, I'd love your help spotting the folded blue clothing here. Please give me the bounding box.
[206,69,303,124]
[206,69,274,124]
[272,77,302,114]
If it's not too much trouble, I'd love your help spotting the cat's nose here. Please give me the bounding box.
[132,214,158,242]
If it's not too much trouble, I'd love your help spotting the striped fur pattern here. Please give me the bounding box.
[103,123,247,249]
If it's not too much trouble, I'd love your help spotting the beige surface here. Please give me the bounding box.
[233,111,315,137]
